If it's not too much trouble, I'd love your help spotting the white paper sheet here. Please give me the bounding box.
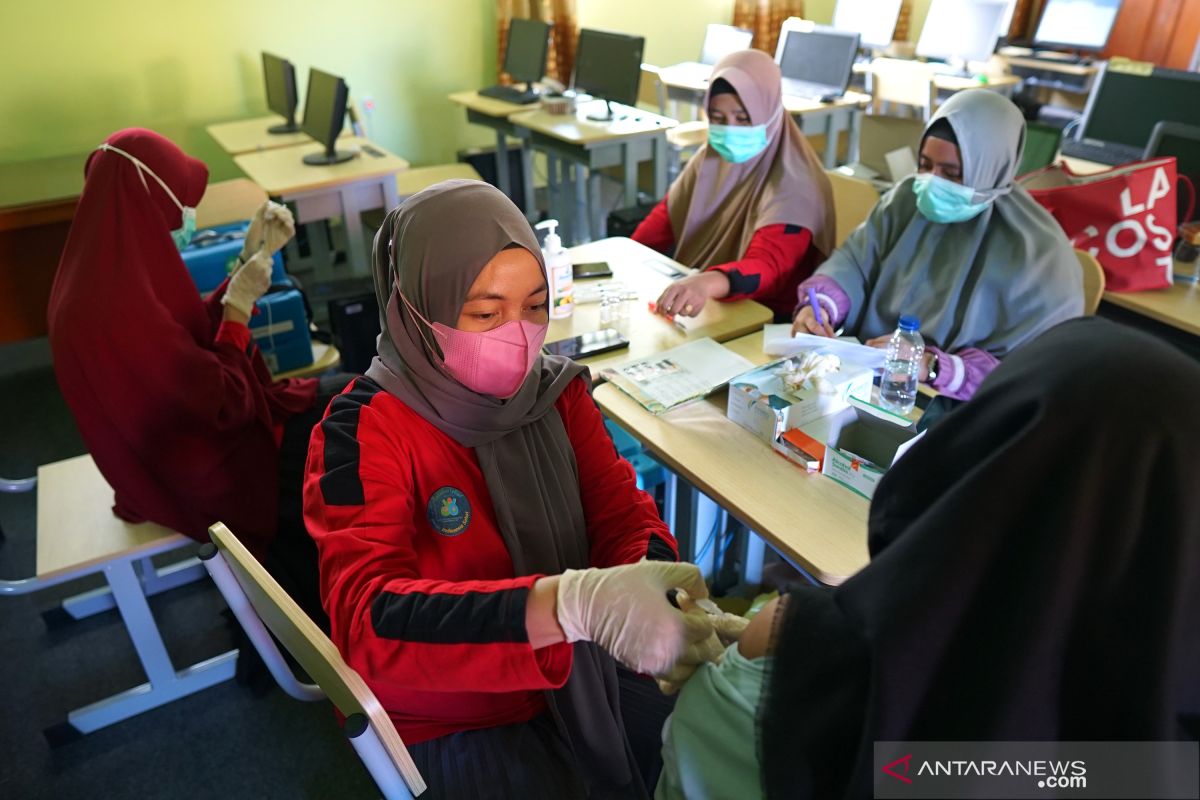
[761,326,887,369]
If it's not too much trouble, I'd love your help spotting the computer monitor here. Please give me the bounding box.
[572,29,645,121]
[699,24,754,65]
[917,0,1010,65]
[832,0,904,51]
[503,17,551,87]
[262,52,300,134]
[1146,122,1200,224]
[1078,64,1200,150]
[301,68,353,166]
[1033,0,1122,51]
[774,20,861,98]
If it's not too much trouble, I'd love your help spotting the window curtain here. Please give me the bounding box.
[894,0,913,42]
[496,0,578,85]
[732,0,805,54]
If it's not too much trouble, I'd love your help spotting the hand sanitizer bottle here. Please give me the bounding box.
[536,219,573,320]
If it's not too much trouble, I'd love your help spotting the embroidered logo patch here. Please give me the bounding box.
[426,486,471,537]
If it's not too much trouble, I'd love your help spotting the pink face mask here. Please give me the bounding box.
[399,290,548,399]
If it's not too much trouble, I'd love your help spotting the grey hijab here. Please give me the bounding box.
[816,91,1083,355]
[365,180,646,797]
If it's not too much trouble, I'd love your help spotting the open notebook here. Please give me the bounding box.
[600,338,754,414]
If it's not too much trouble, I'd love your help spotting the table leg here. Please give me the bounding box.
[847,107,863,165]
[49,554,204,624]
[520,143,537,222]
[494,130,512,198]
[823,111,839,169]
[588,171,606,241]
[338,185,369,276]
[50,557,237,740]
[574,163,589,244]
[623,142,638,209]
[653,135,668,200]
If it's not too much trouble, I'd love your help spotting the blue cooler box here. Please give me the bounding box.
[181,223,286,294]
[249,288,313,374]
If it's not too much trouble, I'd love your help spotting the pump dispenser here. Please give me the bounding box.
[536,219,573,319]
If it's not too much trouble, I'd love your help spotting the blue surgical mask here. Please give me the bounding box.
[912,172,991,224]
[96,142,198,250]
[708,123,769,164]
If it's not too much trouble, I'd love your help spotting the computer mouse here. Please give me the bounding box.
[818,93,839,104]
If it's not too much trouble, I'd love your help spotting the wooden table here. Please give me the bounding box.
[594,330,872,584]
[447,91,538,219]
[0,455,235,739]
[234,138,408,274]
[1103,280,1200,337]
[195,178,267,228]
[511,101,677,244]
[206,114,345,155]
[558,237,772,376]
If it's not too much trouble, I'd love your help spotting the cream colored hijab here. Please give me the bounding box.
[667,49,835,267]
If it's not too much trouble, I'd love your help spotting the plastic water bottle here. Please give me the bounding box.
[880,315,924,415]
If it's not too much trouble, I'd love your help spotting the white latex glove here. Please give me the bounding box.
[656,589,750,695]
[241,201,295,259]
[556,560,716,677]
[222,247,273,317]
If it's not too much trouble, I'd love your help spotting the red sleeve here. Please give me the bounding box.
[631,199,675,254]
[707,224,814,301]
[304,381,573,694]
[556,377,679,567]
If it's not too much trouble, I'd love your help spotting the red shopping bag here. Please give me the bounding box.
[1019,157,1196,292]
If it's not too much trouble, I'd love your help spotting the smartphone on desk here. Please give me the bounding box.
[573,261,613,280]
[543,328,629,359]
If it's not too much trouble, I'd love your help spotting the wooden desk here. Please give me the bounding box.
[0,455,236,738]
[594,331,871,584]
[1057,155,1109,175]
[234,138,408,274]
[511,101,677,244]
[557,237,773,375]
[932,73,1021,94]
[206,115,343,155]
[195,178,267,228]
[447,91,537,219]
[1103,280,1200,337]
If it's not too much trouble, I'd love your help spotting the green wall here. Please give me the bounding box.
[0,0,499,180]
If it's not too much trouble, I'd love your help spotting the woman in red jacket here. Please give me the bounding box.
[48,128,345,622]
[303,180,715,798]
[633,48,835,322]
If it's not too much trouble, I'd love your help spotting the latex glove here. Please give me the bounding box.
[656,589,750,695]
[655,272,730,318]
[241,201,295,259]
[222,247,273,317]
[556,560,716,677]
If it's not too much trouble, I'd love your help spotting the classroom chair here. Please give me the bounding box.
[200,522,426,800]
[1074,249,1106,315]
[868,58,937,121]
[825,170,881,246]
[638,66,707,182]
[0,473,35,541]
[1017,122,1063,177]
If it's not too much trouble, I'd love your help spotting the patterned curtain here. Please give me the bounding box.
[1006,0,1039,41]
[894,0,913,42]
[733,0,805,55]
[496,0,578,85]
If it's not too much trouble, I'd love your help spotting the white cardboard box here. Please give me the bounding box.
[727,356,875,443]
[820,406,925,499]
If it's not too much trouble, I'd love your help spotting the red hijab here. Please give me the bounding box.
[48,128,315,555]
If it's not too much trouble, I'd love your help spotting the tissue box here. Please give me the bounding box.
[249,288,312,374]
[181,222,286,294]
[820,407,924,499]
[727,356,875,443]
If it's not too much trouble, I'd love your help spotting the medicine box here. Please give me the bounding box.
[181,223,286,294]
[820,406,924,499]
[727,356,875,444]
[249,288,312,374]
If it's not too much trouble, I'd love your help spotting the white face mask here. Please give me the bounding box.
[95,143,197,250]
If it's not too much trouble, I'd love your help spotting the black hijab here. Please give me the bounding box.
[760,317,1200,798]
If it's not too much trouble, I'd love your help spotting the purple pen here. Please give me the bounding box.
[806,287,823,327]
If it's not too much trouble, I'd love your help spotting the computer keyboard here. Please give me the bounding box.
[781,79,842,102]
[479,85,541,105]
[1060,138,1146,167]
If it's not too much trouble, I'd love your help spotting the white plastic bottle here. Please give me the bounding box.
[536,219,573,320]
[880,315,924,415]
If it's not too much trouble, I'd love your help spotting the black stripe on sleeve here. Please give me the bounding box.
[370,587,530,644]
[725,268,761,296]
[318,377,383,507]
[784,224,803,235]
[646,533,677,563]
